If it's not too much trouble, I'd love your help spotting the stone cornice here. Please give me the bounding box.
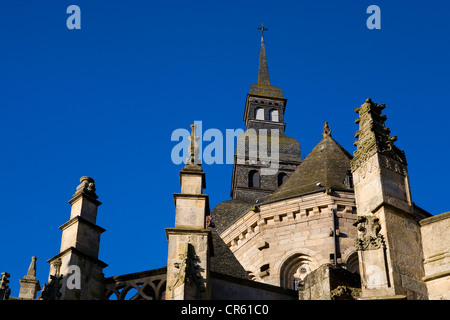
[419,211,450,226]
[47,246,108,268]
[58,215,106,234]
[68,191,102,206]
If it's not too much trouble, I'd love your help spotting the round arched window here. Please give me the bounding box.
[249,170,260,188]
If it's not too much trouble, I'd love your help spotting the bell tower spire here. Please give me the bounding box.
[229,27,302,203]
[257,23,271,86]
[249,24,283,98]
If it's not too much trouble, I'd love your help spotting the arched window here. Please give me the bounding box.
[277,173,288,187]
[248,170,260,188]
[254,107,264,120]
[345,252,360,275]
[269,109,279,122]
[280,253,319,290]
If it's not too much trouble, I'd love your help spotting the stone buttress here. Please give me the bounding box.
[351,99,428,299]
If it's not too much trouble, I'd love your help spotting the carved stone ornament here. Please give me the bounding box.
[351,99,407,172]
[322,121,331,138]
[168,243,205,299]
[0,272,11,300]
[75,176,97,196]
[353,215,385,251]
[169,249,188,295]
[186,124,201,166]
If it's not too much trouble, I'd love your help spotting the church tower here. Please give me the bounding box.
[230,27,302,203]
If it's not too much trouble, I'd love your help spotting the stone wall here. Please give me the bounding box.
[220,191,358,289]
[298,264,361,300]
[420,211,450,300]
[210,272,297,300]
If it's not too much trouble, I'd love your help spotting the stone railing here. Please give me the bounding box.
[104,267,167,300]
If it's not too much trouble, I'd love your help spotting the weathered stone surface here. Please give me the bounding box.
[420,211,450,300]
[298,264,361,300]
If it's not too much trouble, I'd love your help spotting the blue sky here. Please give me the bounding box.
[1,0,449,296]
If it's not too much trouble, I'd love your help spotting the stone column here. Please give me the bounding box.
[19,256,41,299]
[46,176,107,300]
[165,124,212,300]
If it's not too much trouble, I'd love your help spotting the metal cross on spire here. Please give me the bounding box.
[257,23,268,37]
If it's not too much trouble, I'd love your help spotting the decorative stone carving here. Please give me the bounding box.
[168,243,205,299]
[353,215,385,251]
[0,272,11,300]
[330,285,361,300]
[351,99,407,172]
[186,124,201,166]
[169,245,187,296]
[322,121,331,137]
[38,258,64,300]
[75,176,97,196]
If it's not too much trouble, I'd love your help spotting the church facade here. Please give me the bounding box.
[1,35,449,301]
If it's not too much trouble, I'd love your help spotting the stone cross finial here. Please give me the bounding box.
[186,124,200,165]
[323,121,331,137]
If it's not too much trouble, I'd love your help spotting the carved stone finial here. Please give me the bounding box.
[322,121,331,138]
[0,272,10,290]
[75,176,97,197]
[0,272,11,300]
[351,99,407,171]
[186,124,200,166]
[25,256,37,279]
[52,258,62,277]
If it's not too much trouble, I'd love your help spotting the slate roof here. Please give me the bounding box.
[210,199,255,235]
[211,135,353,234]
[209,228,250,280]
[266,135,353,203]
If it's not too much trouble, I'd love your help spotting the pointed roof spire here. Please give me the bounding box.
[249,24,283,98]
[258,33,271,85]
[257,23,271,85]
[266,133,353,203]
[25,256,37,279]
